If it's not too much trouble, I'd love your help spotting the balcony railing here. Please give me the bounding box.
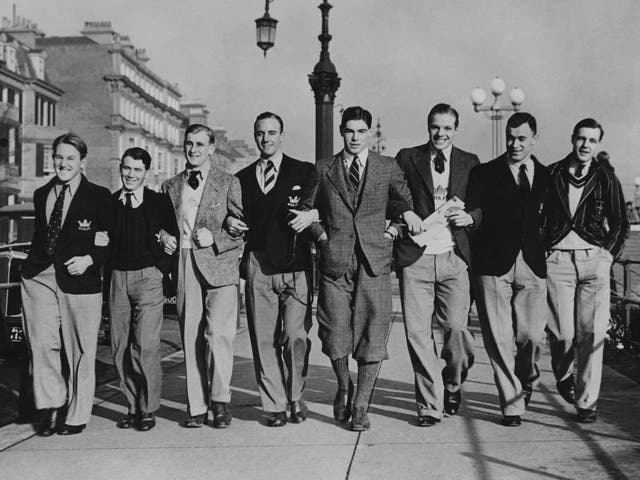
[0,102,20,126]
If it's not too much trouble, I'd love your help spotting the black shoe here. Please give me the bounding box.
[444,389,461,415]
[523,383,533,408]
[116,412,139,429]
[333,380,354,423]
[212,403,232,429]
[417,415,441,427]
[137,413,156,432]
[38,407,62,437]
[289,400,308,424]
[501,415,521,427]
[351,406,371,431]
[557,378,576,405]
[57,423,86,435]
[266,411,287,427]
[576,408,597,424]
[184,413,207,428]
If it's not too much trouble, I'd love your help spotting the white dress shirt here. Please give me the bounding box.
[181,161,210,249]
[118,185,144,209]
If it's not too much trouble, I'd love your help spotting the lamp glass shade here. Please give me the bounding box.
[509,87,525,105]
[255,15,278,54]
[490,77,506,95]
[470,87,487,106]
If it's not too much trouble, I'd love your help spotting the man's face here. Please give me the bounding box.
[572,127,601,164]
[254,117,283,158]
[184,131,214,168]
[428,113,458,151]
[340,119,370,155]
[120,156,148,192]
[54,143,85,184]
[506,123,537,162]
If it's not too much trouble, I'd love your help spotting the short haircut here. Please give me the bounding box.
[122,147,152,170]
[52,133,88,159]
[572,118,604,141]
[254,111,284,133]
[427,103,459,129]
[506,112,537,136]
[340,106,372,129]
[184,123,215,144]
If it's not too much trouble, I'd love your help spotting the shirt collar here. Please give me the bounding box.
[119,185,145,203]
[342,148,369,165]
[186,159,211,178]
[508,155,534,173]
[259,151,284,171]
[429,143,452,162]
[55,174,82,196]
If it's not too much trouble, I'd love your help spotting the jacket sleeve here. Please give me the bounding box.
[606,172,629,258]
[388,158,413,218]
[89,187,114,268]
[212,176,244,254]
[465,164,484,230]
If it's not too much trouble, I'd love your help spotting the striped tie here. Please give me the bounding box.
[263,160,275,194]
[349,155,360,191]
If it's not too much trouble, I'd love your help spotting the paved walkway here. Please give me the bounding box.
[1,299,639,480]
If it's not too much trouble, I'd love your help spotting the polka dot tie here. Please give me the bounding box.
[46,185,69,256]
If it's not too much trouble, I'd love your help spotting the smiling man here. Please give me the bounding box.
[543,118,628,423]
[466,112,550,427]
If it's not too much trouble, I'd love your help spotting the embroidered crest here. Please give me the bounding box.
[78,219,92,231]
[594,200,605,217]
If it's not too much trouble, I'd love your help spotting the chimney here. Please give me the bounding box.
[81,21,116,45]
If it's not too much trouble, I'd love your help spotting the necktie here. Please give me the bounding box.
[434,151,445,174]
[187,170,201,190]
[263,160,275,194]
[519,164,530,198]
[46,184,69,256]
[575,164,585,178]
[349,155,360,191]
[125,192,133,208]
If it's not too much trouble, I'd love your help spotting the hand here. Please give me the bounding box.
[288,209,319,233]
[193,227,214,248]
[403,210,423,234]
[64,255,93,276]
[160,232,178,255]
[225,216,248,237]
[446,210,473,228]
[317,232,328,244]
[94,231,109,247]
[384,225,399,241]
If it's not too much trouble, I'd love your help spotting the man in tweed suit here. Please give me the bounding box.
[161,124,243,428]
[304,106,416,431]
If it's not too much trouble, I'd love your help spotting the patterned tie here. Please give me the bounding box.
[519,164,530,198]
[434,150,445,174]
[125,192,133,209]
[263,160,275,194]
[349,155,360,191]
[187,170,201,190]
[46,184,69,256]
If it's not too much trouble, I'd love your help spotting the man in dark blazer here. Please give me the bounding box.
[304,106,416,431]
[21,133,113,436]
[161,124,243,428]
[226,112,317,427]
[544,118,628,423]
[96,147,178,431]
[394,103,479,426]
[466,112,550,427]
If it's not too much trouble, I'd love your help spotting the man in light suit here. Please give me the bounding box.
[394,103,479,426]
[304,106,416,431]
[161,124,243,428]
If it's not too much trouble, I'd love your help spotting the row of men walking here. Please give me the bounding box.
[20,103,627,437]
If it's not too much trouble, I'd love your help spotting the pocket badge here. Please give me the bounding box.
[78,219,92,231]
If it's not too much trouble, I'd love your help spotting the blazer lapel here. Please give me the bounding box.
[448,147,463,199]
[195,161,221,228]
[326,153,355,213]
[168,172,186,233]
[411,144,433,197]
[575,162,600,213]
[360,150,382,210]
[498,154,520,195]
[61,175,88,232]
[552,157,572,218]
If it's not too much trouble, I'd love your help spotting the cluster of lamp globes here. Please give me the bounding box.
[471,77,526,111]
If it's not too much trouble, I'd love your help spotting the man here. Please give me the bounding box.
[21,133,113,436]
[226,112,317,427]
[304,106,416,431]
[394,103,478,426]
[466,112,550,427]
[98,147,178,431]
[544,118,628,423]
[161,124,243,428]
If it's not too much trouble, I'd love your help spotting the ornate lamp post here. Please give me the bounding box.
[372,117,386,154]
[470,77,525,159]
[255,0,277,57]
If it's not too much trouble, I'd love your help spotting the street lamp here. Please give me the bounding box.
[372,117,386,153]
[255,0,277,57]
[471,77,525,159]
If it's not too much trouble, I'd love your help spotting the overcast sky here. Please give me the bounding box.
[10,0,640,199]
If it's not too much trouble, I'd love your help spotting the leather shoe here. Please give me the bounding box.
[501,415,521,427]
[38,407,61,437]
[444,389,461,415]
[116,412,138,429]
[576,408,597,424]
[557,378,576,405]
[418,415,441,427]
[289,400,308,424]
[138,413,156,432]
[212,403,232,429]
[523,383,533,408]
[351,406,371,431]
[57,423,86,435]
[266,411,287,427]
[184,413,207,428]
[333,380,354,423]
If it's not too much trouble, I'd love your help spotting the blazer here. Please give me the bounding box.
[466,154,550,278]
[236,155,317,273]
[109,187,178,274]
[544,155,628,258]
[162,161,243,287]
[393,143,480,268]
[305,150,413,279]
[22,175,113,294]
